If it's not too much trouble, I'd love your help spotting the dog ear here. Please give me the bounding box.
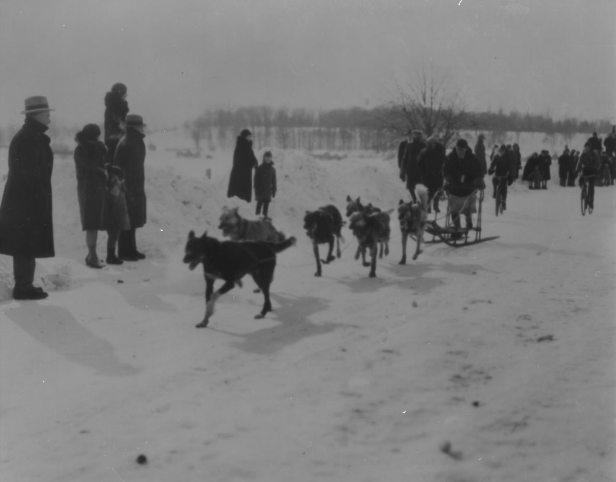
[202,230,208,238]
[399,199,404,205]
[188,230,195,239]
[346,195,352,202]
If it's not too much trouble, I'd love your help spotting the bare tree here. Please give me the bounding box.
[379,64,468,147]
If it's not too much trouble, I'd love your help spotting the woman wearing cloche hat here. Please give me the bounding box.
[0,96,55,300]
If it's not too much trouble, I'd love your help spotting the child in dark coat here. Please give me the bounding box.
[104,163,131,264]
[254,151,277,218]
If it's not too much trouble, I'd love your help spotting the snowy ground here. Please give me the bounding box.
[1,132,615,482]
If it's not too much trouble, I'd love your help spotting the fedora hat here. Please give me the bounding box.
[125,114,146,128]
[21,96,54,114]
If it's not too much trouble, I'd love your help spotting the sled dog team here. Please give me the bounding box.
[183,196,428,328]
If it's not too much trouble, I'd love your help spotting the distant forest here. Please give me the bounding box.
[184,106,614,152]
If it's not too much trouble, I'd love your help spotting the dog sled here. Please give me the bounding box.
[425,187,498,247]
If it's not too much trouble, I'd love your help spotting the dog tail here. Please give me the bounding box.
[271,236,297,253]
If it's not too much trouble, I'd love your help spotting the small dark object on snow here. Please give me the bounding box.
[440,441,463,460]
[472,401,480,407]
[537,334,555,343]
[136,454,147,464]
[117,279,124,284]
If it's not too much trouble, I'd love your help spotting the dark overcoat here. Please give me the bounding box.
[74,132,108,231]
[254,162,277,202]
[227,136,258,202]
[402,139,426,187]
[114,128,146,228]
[104,91,129,162]
[474,139,487,176]
[0,117,55,258]
[539,153,552,181]
[442,148,483,197]
[418,143,445,189]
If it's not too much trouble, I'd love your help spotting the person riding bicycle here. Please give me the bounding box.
[576,143,601,209]
[442,139,485,238]
[488,145,513,210]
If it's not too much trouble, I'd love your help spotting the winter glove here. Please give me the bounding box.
[488,168,494,175]
[399,171,406,182]
[507,179,513,186]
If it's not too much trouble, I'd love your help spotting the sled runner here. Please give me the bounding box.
[425,188,498,247]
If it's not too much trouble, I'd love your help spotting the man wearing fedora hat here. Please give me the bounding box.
[114,114,147,261]
[0,96,56,300]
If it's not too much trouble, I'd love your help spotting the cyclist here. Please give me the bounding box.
[488,145,512,210]
[576,143,601,209]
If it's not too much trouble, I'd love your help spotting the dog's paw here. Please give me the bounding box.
[399,259,406,265]
[315,271,322,277]
[254,313,265,319]
[362,262,371,267]
[195,321,209,328]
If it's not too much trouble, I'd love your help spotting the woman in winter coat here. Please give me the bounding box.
[227,129,258,203]
[114,114,147,261]
[254,151,277,217]
[74,124,108,268]
[104,83,129,163]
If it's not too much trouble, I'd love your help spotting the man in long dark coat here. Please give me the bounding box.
[418,136,446,213]
[227,129,258,202]
[114,114,147,261]
[401,130,426,203]
[397,129,412,181]
[0,96,55,300]
[474,134,487,176]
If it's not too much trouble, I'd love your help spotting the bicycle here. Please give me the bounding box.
[493,175,509,216]
[580,174,595,216]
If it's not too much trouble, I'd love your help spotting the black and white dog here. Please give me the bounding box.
[183,231,296,328]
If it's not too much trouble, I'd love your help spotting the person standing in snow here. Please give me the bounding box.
[417,135,446,213]
[397,129,412,181]
[104,164,131,265]
[227,129,258,203]
[0,96,55,300]
[114,114,147,261]
[474,134,487,177]
[401,130,426,203]
[104,83,129,163]
[74,124,108,268]
[254,151,277,218]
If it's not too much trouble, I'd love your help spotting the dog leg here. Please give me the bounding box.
[324,239,335,263]
[197,280,234,328]
[412,228,423,261]
[336,235,341,259]
[369,245,377,278]
[254,274,273,319]
[399,232,407,265]
[313,242,322,276]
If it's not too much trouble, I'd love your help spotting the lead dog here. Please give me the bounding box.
[183,230,296,328]
[303,204,344,277]
[345,195,383,266]
[348,210,391,277]
[218,206,285,243]
[397,196,428,264]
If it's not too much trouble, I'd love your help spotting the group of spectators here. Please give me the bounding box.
[0,85,149,300]
[226,129,278,218]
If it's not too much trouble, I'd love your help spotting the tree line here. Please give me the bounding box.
[184,105,613,152]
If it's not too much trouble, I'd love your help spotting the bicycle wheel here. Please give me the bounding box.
[580,184,587,215]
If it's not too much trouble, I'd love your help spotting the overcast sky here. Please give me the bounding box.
[1,0,614,130]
